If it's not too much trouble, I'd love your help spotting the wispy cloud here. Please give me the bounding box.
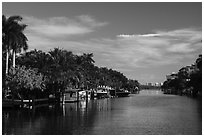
[115,28,201,67]
[24,15,108,38]
[24,16,201,77]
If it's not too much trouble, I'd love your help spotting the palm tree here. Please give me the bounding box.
[2,15,28,74]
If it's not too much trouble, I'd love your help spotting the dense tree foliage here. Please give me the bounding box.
[188,55,202,97]
[2,15,140,100]
[5,66,46,99]
[161,54,202,97]
[14,48,140,97]
[6,66,46,91]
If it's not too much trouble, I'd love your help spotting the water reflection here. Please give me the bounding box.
[2,98,112,135]
[2,91,202,135]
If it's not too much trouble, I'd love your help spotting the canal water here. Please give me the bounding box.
[2,90,202,135]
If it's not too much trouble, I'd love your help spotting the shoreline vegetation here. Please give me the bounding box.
[2,15,202,108]
[2,15,140,107]
[161,54,202,99]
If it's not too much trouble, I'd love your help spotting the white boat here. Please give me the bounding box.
[96,88,108,98]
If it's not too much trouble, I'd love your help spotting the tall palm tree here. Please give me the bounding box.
[11,28,28,68]
[2,15,28,74]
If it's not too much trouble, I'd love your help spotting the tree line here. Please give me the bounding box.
[2,15,140,99]
[161,55,202,98]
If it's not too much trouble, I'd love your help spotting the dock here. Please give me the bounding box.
[2,98,49,108]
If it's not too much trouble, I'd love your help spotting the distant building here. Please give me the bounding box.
[145,82,162,87]
[155,82,159,86]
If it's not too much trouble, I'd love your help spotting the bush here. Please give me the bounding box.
[6,66,46,94]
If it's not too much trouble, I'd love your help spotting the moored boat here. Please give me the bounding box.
[96,88,109,98]
[109,89,130,97]
[116,91,130,97]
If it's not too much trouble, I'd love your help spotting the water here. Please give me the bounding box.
[2,90,202,135]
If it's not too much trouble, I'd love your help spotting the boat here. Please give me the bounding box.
[96,88,109,99]
[109,89,130,97]
[116,90,130,97]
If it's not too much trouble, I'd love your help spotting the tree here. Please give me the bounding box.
[196,54,202,71]
[76,53,95,89]
[16,49,52,74]
[162,54,202,97]
[6,66,46,99]
[189,54,202,97]
[2,15,28,74]
[125,79,140,93]
[16,48,139,93]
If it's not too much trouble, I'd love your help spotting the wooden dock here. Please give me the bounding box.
[2,98,49,108]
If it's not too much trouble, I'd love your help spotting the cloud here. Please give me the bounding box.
[115,28,201,67]
[117,33,161,38]
[76,15,108,28]
[23,15,108,38]
[24,21,201,79]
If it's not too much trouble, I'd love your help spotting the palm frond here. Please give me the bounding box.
[7,15,22,23]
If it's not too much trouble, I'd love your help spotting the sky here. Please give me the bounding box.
[2,2,202,84]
